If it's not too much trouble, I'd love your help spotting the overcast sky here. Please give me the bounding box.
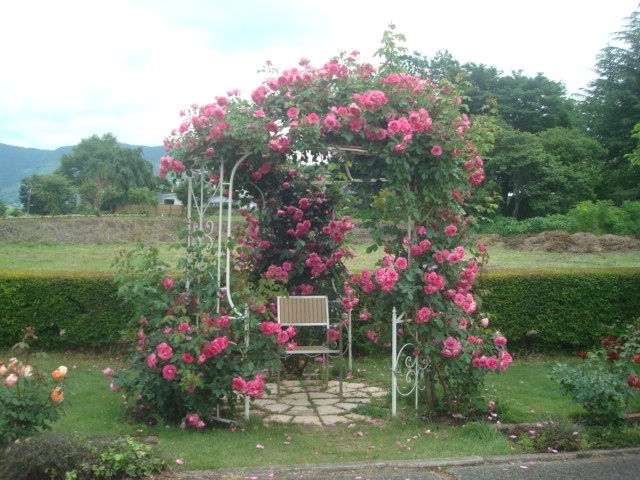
[1,0,638,150]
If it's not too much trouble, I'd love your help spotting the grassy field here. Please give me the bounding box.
[1,239,640,274]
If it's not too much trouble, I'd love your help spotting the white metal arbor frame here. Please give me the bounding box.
[184,151,417,419]
[184,154,253,420]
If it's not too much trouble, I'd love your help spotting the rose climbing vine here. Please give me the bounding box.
[113,24,508,424]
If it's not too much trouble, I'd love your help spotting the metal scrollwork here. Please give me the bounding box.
[391,308,430,416]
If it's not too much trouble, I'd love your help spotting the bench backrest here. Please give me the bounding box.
[277,296,330,327]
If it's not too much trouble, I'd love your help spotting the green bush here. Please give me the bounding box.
[480,201,640,237]
[0,272,131,350]
[0,433,166,480]
[480,214,578,236]
[568,200,638,236]
[550,323,640,426]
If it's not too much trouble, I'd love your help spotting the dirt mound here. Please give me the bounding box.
[492,230,640,254]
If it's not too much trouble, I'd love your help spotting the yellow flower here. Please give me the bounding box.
[50,387,64,403]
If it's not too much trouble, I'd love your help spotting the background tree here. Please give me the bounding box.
[19,174,75,215]
[491,71,575,133]
[486,128,554,218]
[536,127,605,212]
[127,187,158,207]
[626,122,640,166]
[56,133,157,212]
[580,8,640,201]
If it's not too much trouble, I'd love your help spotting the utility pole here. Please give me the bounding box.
[26,184,32,216]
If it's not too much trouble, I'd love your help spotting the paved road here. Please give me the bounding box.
[171,449,640,480]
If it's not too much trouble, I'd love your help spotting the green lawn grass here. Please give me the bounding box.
[1,242,639,274]
[5,350,637,472]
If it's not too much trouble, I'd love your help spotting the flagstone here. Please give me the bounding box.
[291,415,322,426]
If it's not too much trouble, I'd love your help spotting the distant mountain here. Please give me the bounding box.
[0,143,166,205]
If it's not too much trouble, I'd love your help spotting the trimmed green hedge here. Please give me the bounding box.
[478,268,640,351]
[0,272,132,350]
[1,269,639,353]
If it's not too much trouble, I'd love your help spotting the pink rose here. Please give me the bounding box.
[162,364,177,380]
[156,342,173,361]
[102,367,115,377]
[232,377,246,391]
[328,329,340,342]
[146,353,157,369]
[163,277,174,290]
[493,335,508,347]
[485,357,499,370]
[444,225,457,237]
[394,257,408,270]
[430,145,443,156]
[4,373,18,387]
[182,353,194,363]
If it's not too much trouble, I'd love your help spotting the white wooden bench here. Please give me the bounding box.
[276,295,343,398]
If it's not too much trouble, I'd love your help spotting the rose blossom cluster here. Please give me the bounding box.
[261,321,297,350]
[233,373,266,398]
[160,51,484,194]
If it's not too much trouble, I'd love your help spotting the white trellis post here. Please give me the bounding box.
[185,155,254,421]
[391,307,428,417]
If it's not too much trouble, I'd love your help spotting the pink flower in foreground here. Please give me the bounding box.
[146,353,157,369]
[394,257,408,270]
[485,356,499,370]
[162,364,177,380]
[182,353,194,363]
[444,224,457,237]
[232,377,246,391]
[163,277,174,290]
[102,367,115,377]
[416,307,432,324]
[4,373,18,387]
[328,329,340,342]
[156,342,173,361]
[493,335,508,347]
[430,145,443,156]
[260,321,280,335]
[366,330,378,343]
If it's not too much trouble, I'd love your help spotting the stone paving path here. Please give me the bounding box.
[251,379,388,426]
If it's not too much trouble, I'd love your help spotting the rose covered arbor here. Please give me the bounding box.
[113,26,510,428]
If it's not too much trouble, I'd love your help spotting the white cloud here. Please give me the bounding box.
[1,0,637,149]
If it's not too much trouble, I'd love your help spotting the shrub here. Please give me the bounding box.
[479,270,640,351]
[568,200,632,236]
[505,418,583,453]
[550,322,640,427]
[0,433,166,480]
[479,214,577,236]
[0,328,70,446]
[0,273,131,350]
[0,433,97,480]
